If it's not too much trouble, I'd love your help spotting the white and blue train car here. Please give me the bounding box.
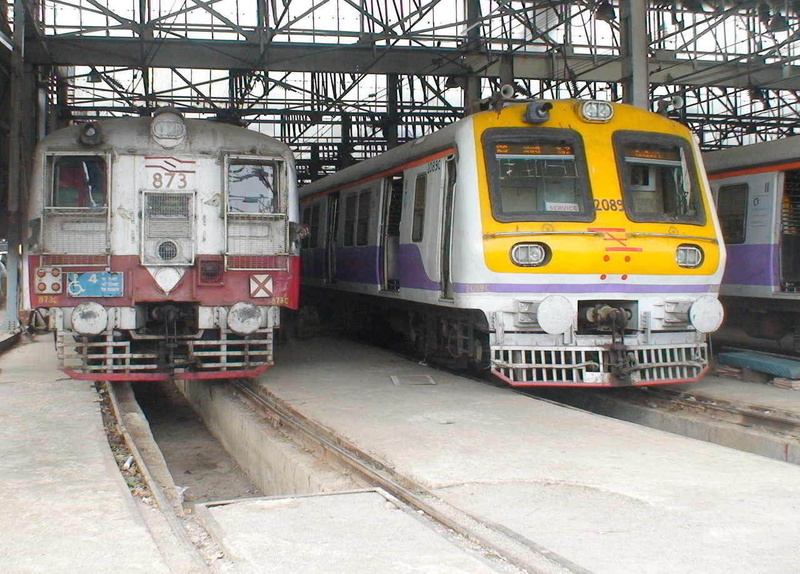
[705,136,800,352]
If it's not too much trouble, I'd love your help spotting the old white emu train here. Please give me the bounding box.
[299,100,726,387]
[705,136,800,353]
[23,109,300,381]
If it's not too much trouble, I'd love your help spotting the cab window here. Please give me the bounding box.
[51,156,107,208]
[614,131,705,225]
[483,128,594,222]
[227,161,278,213]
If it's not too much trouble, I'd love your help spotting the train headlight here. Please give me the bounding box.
[676,244,703,268]
[579,100,614,123]
[511,243,550,267]
[227,302,262,335]
[537,295,574,335]
[71,302,108,335]
[689,296,724,333]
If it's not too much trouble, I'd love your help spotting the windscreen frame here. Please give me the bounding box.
[613,130,707,226]
[482,127,595,223]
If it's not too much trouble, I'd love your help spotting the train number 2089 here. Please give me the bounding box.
[593,199,624,211]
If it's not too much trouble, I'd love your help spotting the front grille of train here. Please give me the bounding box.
[56,329,274,375]
[142,191,195,265]
[492,343,708,385]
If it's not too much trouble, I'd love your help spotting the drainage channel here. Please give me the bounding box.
[131,381,263,506]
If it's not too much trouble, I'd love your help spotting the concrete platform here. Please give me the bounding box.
[0,337,171,573]
[198,490,499,573]
[232,337,800,574]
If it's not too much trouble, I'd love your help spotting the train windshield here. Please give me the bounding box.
[614,132,706,225]
[483,128,593,222]
[50,156,107,208]
[227,161,279,214]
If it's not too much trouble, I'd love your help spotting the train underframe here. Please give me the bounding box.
[713,296,800,356]
[303,288,710,386]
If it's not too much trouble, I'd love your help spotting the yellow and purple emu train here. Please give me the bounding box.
[23,109,300,381]
[300,100,726,386]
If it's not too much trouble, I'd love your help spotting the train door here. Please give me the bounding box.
[325,193,339,283]
[780,170,800,291]
[440,155,457,300]
[381,174,403,291]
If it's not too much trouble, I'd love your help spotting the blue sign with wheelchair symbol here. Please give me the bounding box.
[67,272,124,297]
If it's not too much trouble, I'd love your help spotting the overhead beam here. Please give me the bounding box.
[25,36,800,91]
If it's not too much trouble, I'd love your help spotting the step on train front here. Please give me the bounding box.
[23,109,300,381]
[299,99,727,386]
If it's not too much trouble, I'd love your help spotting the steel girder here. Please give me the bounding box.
[6,0,800,177]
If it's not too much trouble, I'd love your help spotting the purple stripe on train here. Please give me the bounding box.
[453,283,715,294]
[335,246,381,284]
[723,244,776,287]
[303,244,440,289]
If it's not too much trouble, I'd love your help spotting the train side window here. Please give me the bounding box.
[51,156,107,208]
[309,203,321,248]
[356,191,371,246]
[412,174,427,242]
[227,161,278,214]
[614,131,705,225]
[717,184,748,244]
[343,194,358,246]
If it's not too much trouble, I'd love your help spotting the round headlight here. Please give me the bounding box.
[690,296,724,333]
[71,302,108,335]
[227,302,262,335]
[676,244,703,268]
[511,243,550,267]
[537,295,574,335]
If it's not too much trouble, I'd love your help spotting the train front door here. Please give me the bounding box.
[440,155,456,300]
[780,170,800,291]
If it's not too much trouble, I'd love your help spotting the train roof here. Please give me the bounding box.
[36,115,291,158]
[299,114,469,199]
[703,135,800,175]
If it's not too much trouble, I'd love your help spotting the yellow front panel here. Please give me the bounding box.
[472,101,721,277]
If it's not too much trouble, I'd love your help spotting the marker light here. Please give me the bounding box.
[579,100,614,123]
[511,243,550,267]
[676,244,703,268]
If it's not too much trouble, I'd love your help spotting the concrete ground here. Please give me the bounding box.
[6,333,800,573]
[199,490,501,573]
[0,337,172,573]
[237,337,800,574]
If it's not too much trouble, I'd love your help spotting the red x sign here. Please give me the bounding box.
[250,274,273,298]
